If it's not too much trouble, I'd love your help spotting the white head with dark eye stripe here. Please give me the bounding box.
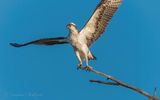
[67,22,78,34]
[67,22,76,28]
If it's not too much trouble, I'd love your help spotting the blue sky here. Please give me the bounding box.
[0,0,160,100]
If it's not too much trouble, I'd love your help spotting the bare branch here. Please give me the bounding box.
[90,80,120,86]
[79,66,159,100]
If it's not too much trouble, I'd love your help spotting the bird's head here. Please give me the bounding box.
[67,22,76,28]
[67,22,78,32]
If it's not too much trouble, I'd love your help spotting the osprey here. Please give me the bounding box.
[10,0,122,70]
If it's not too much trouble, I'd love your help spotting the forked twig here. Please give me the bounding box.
[90,80,120,86]
[79,66,159,100]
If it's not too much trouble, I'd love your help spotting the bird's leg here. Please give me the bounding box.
[83,54,92,71]
[75,51,83,70]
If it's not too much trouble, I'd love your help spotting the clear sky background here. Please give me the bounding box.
[0,0,160,100]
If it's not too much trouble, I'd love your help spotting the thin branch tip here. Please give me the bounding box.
[90,80,120,86]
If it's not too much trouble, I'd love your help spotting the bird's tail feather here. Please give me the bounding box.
[10,37,69,47]
[92,54,97,60]
[88,52,97,60]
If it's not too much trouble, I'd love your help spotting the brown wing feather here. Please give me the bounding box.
[79,0,122,47]
[10,37,69,47]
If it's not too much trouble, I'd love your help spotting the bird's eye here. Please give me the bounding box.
[67,24,70,27]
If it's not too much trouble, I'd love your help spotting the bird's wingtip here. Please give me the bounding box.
[10,43,21,47]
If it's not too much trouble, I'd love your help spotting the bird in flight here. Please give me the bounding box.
[10,0,122,70]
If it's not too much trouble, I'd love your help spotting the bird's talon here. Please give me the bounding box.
[83,66,93,71]
[77,64,83,70]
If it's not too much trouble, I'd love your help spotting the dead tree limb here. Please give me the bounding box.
[90,80,120,86]
[79,66,159,100]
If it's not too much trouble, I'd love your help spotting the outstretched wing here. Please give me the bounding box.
[79,0,122,47]
[10,37,69,47]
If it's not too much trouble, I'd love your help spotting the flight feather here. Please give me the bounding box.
[79,0,122,47]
